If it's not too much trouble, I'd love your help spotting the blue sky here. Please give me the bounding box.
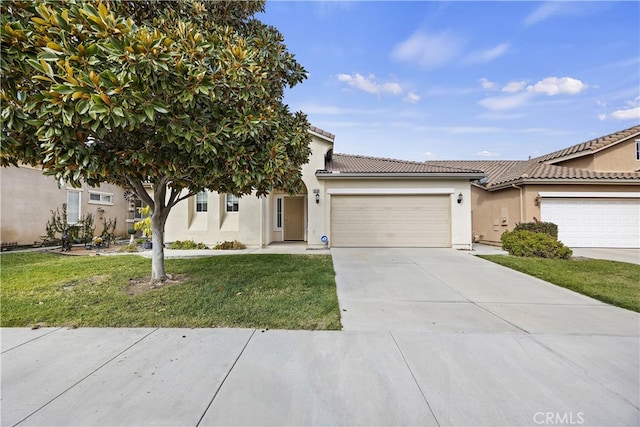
[259,1,640,161]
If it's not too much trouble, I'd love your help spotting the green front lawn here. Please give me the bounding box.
[479,255,640,312]
[0,252,342,329]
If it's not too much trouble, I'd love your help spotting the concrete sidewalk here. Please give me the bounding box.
[3,325,638,426]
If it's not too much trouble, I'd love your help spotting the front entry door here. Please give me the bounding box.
[284,197,305,241]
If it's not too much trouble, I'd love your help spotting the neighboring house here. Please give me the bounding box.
[428,125,640,248]
[0,164,129,245]
[165,126,485,249]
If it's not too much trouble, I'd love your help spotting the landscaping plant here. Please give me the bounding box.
[168,240,208,250]
[501,229,572,259]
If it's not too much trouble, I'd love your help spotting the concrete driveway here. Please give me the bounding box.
[2,248,638,426]
[333,248,639,424]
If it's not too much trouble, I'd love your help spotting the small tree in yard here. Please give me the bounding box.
[1,0,311,283]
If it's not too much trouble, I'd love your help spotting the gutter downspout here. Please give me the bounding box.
[511,184,524,223]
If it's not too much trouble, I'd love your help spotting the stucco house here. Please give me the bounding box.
[428,125,640,248]
[0,164,130,245]
[164,126,485,249]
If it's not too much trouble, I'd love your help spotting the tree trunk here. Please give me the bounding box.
[150,206,168,284]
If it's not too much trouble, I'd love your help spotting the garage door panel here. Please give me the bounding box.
[331,195,450,247]
[541,199,640,248]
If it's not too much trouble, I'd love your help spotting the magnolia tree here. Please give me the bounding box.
[1,0,311,282]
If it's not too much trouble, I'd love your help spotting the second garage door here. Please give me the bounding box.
[331,195,451,247]
[541,198,640,248]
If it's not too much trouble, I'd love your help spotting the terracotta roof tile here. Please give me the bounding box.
[309,126,335,141]
[323,153,484,175]
[533,124,640,163]
[427,159,640,188]
[426,125,640,189]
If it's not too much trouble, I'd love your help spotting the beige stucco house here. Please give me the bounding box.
[0,164,130,245]
[428,125,640,248]
[164,126,485,249]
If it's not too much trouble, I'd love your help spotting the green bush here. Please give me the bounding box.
[213,240,246,250]
[501,230,572,259]
[168,240,208,250]
[513,221,558,238]
[118,243,139,253]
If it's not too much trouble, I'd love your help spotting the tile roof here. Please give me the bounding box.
[426,125,640,189]
[321,153,485,175]
[426,160,640,189]
[309,126,335,141]
[533,124,640,163]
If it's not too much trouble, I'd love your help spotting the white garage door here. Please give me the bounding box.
[541,199,640,248]
[331,195,451,247]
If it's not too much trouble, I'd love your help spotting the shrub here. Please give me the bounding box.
[501,230,572,259]
[213,240,246,250]
[168,240,208,250]
[513,220,558,239]
[118,243,139,253]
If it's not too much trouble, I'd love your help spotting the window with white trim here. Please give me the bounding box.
[133,199,147,220]
[275,197,283,229]
[66,190,81,224]
[195,191,208,212]
[88,192,113,204]
[226,194,239,212]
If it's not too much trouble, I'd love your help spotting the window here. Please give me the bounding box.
[88,192,113,204]
[636,139,640,161]
[66,191,81,224]
[226,194,239,212]
[133,199,147,220]
[196,191,208,212]
[275,197,283,229]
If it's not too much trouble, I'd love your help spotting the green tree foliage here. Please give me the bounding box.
[1,0,311,282]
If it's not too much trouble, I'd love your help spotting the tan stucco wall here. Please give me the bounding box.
[555,138,639,171]
[0,165,128,245]
[473,183,639,245]
[164,190,265,246]
[471,186,521,244]
[557,155,594,170]
[163,134,333,248]
[321,178,474,249]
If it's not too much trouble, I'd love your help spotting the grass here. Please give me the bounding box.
[479,255,640,312]
[0,252,342,329]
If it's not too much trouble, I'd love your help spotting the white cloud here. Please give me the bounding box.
[403,92,420,104]
[464,43,510,64]
[476,150,499,157]
[501,81,527,93]
[479,78,497,90]
[598,114,607,121]
[391,30,463,69]
[337,73,403,95]
[477,92,531,111]
[611,106,640,120]
[524,2,565,26]
[524,2,602,27]
[422,151,434,158]
[526,77,587,96]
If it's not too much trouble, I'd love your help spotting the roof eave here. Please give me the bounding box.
[309,129,335,143]
[486,177,640,191]
[316,172,487,179]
